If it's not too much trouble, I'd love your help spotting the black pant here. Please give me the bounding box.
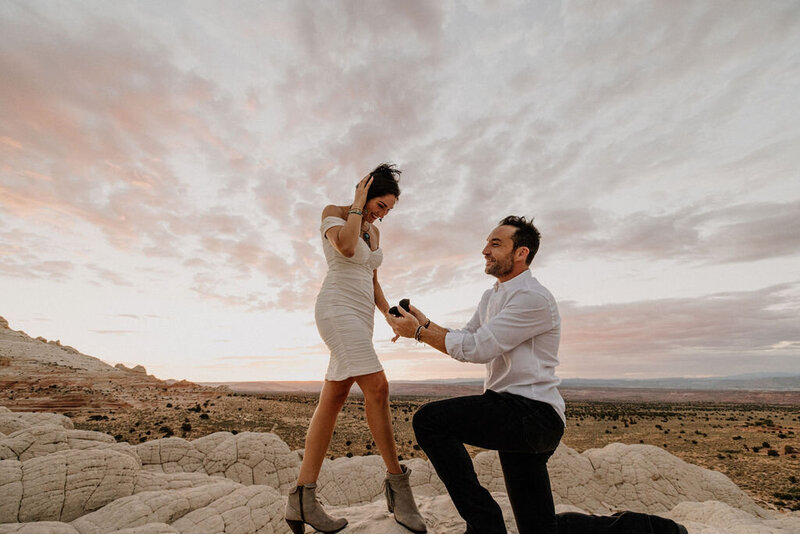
[556,512,686,534]
[412,390,564,534]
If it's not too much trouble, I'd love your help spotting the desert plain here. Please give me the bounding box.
[2,315,800,532]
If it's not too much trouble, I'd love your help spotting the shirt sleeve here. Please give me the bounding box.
[445,289,556,363]
[445,304,481,337]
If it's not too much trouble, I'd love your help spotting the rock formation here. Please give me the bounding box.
[0,317,205,412]
[1,406,798,533]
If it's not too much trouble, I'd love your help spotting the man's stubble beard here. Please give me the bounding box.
[485,253,514,278]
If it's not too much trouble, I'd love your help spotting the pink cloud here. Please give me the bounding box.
[559,283,800,373]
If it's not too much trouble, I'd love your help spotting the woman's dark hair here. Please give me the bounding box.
[366,163,401,201]
[498,215,541,265]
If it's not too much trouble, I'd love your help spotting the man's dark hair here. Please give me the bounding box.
[499,215,541,265]
[366,163,401,201]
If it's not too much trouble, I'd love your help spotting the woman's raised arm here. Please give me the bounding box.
[322,174,372,257]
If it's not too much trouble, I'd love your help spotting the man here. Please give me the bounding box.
[388,216,689,534]
[389,215,564,534]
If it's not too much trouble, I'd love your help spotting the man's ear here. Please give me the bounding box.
[515,246,529,263]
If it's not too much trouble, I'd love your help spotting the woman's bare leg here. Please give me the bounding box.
[296,377,355,485]
[356,371,402,474]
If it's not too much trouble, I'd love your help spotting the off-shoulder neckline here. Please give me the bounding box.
[320,216,382,254]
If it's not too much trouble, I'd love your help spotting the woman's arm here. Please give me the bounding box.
[322,205,361,257]
[322,175,372,258]
[373,270,390,315]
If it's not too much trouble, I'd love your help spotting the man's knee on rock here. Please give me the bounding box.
[412,403,436,437]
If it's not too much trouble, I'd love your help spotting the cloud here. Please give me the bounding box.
[559,283,800,377]
[0,2,262,263]
[3,1,797,307]
[87,265,133,287]
[92,330,135,335]
[1,2,798,381]
[542,200,800,265]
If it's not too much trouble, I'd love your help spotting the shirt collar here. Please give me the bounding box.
[493,269,532,292]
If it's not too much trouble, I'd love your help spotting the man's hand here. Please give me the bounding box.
[407,304,428,326]
[387,306,420,342]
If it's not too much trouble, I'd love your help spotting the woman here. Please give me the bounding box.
[285,164,426,534]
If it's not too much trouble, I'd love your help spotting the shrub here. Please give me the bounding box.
[768,449,779,457]
[181,423,192,432]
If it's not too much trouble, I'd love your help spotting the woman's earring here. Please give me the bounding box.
[380,217,383,222]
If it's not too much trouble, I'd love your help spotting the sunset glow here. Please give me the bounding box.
[2,1,799,382]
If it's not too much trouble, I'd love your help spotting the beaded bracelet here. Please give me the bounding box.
[348,208,363,216]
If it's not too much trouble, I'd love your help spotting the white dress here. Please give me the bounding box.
[315,216,385,381]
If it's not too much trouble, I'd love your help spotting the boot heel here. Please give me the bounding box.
[385,487,394,513]
[286,519,305,534]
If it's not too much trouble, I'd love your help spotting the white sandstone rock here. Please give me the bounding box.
[169,485,285,533]
[135,438,205,474]
[134,471,227,493]
[202,432,300,492]
[0,521,80,533]
[5,449,139,523]
[112,524,178,534]
[112,524,179,534]
[0,412,73,435]
[71,481,241,533]
[668,500,799,533]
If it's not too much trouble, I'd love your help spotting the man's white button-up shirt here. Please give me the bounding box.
[445,269,565,423]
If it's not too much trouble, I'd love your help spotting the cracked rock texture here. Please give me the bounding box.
[1,408,798,533]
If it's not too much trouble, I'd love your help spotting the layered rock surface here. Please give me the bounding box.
[0,317,206,412]
[1,406,798,533]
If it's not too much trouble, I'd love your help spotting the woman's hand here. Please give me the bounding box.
[353,174,373,210]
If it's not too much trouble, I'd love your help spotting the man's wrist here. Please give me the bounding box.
[414,324,424,342]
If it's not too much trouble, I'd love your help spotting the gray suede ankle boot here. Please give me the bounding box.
[384,466,427,533]
[284,483,348,534]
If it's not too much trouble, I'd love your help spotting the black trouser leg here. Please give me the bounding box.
[500,451,558,534]
[413,390,564,534]
[556,511,686,534]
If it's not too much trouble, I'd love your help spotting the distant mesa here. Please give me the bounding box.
[114,363,148,374]
[168,379,199,389]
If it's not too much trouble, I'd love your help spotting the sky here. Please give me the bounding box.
[1,0,799,383]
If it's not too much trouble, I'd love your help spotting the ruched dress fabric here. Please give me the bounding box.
[315,216,384,381]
